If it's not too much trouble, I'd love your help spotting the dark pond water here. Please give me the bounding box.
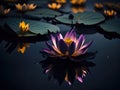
[0,0,120,90]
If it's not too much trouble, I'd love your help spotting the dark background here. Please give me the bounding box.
[0,0,120,90]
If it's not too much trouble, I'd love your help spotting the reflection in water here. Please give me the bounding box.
[40,52,96,85]
[17,43,30,54]
[71,6,86,13]
[0,26,48,54]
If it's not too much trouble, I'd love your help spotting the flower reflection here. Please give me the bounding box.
[17,43,30,54]
[15,3,37,12]
[40,52,96,85]
[71,6,86,13]
[94,3,104,9]
[0,5,10,16]
[43,30,93,58]
[104,10,117,17]
[19,21,29,32]
[48,3,62,10]
[70,0,86,5]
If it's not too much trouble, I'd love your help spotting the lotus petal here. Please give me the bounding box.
[80,41,93,51]
[76,34,85,49]
[43,48,56,56]
[58,39,68,54]
[51,35,57,48]
[65,30,74,39]
[69,30,76,41]
[77,76,83,83]
[57,33,63,40]
[68,42,75,56]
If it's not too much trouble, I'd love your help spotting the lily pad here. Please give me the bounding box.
[100,18,120,34]
[25,9,61,19]
[56,11,105,25]
[5,18,60,37]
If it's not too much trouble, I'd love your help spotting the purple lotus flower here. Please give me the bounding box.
[43,30,93,58]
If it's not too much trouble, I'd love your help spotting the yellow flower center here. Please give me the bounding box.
[64,38,73,45]
[19,21,29,32]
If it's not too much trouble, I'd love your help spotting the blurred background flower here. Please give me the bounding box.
[48,2,62,10]
[104,9,117,17]
[15,3,37,12]
[0,5,10,16]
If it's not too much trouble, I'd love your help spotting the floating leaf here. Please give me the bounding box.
[56,11,105,25]
[5,18,60,37]
[100,18,120,34]
[25,9,61,19]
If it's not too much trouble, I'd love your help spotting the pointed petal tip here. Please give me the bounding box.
[77,76,83,83]
[88,40,93,47]
[68,81,72,85]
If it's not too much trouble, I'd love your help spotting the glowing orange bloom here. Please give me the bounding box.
[0,5,10,15]
[94,3,104,9]
[104,10,117,17]
[48,3,62,10]
[19,21,29,32]
[70,0,86,5]
[56,0,67,4]
[15,3,37,12]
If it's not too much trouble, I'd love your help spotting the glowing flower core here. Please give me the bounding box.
[19,21,29,32]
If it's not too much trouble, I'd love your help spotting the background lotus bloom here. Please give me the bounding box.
[15,3,36,12]
[19,21,29,32]
[94,3,104,9]
[28,4,37,10]
[70,0,86,5]
[48,3,62,10]
[0,5,10,15]
[43,30,93,58]
[56,0,67,4]
[104,10,117,17]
